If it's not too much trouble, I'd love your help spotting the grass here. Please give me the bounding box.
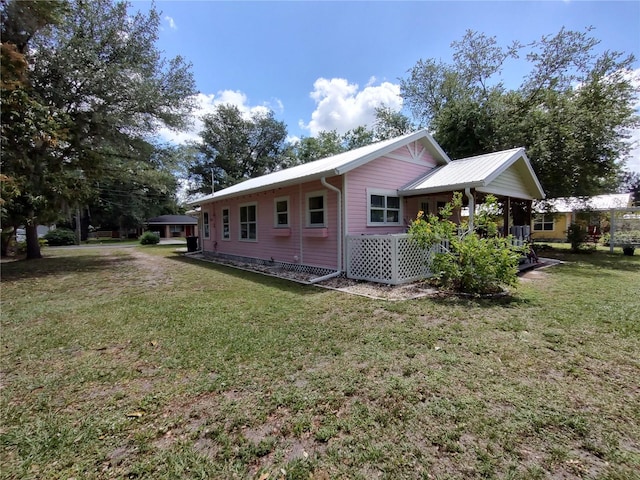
[1,245,639,479]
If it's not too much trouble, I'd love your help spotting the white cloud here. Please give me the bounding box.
[300,77,403,136]
[164,16,177,30]
[157,91,282,145]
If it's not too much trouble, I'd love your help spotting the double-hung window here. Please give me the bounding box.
[306,192,326,227]
[274,197,289,227]
[367,189,401,226]
[533,214,554,231]
[239,203,257,241]
[221,208,230,240]
[203,212,210,239]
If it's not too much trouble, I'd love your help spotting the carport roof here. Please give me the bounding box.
[147,215,197,225]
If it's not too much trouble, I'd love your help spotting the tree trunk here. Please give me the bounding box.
[25,224,42,259]
[1,227,15,257]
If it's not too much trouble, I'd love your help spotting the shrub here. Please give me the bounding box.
[43,228,76,246]
[139,231,160,245]
[409,192,525,295]
[16,238,48,254]
[567,223,588,253]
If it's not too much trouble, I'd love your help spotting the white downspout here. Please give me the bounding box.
[465,188,475,230]
[321,176,342,272]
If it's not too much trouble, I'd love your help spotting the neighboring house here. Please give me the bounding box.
[146,215,198,238]
[15,225,51,242]
[188,130,545,284]
[531,193,633,242]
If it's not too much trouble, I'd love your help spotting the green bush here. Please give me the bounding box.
[16,238,48,254]
[139,231,160,245]
[613,230,640,246]
[43,228,76,246]
[409,192,525,295]
[567,223,588,253]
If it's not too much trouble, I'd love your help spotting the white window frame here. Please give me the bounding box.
[221,207,230,240]
[170,225,184,233]
[533,214,554,231]
[203,212,210,239]
[305,191,327,227]
[274,196,290,228]
[239,202,258,241]
[367,188,402,226]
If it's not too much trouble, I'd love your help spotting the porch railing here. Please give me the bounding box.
[345,234,448,285]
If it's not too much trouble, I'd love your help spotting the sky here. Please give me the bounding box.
[132,0,640,173]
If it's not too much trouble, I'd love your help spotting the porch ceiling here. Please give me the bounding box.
[399,147,545,200]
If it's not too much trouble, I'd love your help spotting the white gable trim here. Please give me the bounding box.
[483,149,545,199]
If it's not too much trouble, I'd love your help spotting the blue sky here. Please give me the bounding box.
[133,0,640,172]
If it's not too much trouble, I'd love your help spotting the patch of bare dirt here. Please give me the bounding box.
[126,249,174,288]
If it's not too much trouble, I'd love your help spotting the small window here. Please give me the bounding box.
[306,192,326,227]
[170,225,184,233]
[222,208,230,240]
[203,212,210,239]
[239,203,257,241]
[367,190,401,226]
[274,197,289,227]
[533,214,554,231]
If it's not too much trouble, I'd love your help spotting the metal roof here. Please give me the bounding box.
[535,193,632,212]
[188,129,450,205]
[400,147,545,199]
[147,215,198,225]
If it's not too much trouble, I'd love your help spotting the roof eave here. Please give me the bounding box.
[187,169,342,206]
[399,181,485,196]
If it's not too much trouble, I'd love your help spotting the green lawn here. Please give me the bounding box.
[1,245,638,479]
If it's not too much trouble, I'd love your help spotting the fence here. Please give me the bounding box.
[345,234,447,285]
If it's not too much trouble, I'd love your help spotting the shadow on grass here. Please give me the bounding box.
[167,254,330,297]
[0,254,131,282]
[428,292,536,309]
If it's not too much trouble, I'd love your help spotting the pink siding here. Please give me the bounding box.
[199,142,445,271]
[202,178,341,270]
[345,144,439,235]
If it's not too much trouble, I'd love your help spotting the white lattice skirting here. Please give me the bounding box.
[346,234,446,285]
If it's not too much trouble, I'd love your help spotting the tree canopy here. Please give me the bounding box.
[1,0,196,257]
[401,28,639,199]
[188,104,289,195]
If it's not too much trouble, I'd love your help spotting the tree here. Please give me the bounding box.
[401,28,639,198]
[1,1,69,258]
[373,106,416,140]
[287,107,416,167]
[619,171,640,205]
[1,0,196,258]
[189,105,288,194]
[87,142,185,237]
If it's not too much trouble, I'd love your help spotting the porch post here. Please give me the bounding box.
[503,196,511,236]
[525,200,532,227]
[610,208,615,253]
[465,188,475,230]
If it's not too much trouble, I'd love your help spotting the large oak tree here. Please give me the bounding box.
[1,0,196,258]
[401,28,639,199]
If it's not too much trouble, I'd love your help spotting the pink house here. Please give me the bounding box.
[189,130,545,284]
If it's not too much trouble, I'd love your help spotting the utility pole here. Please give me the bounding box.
[211,168,215,194]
